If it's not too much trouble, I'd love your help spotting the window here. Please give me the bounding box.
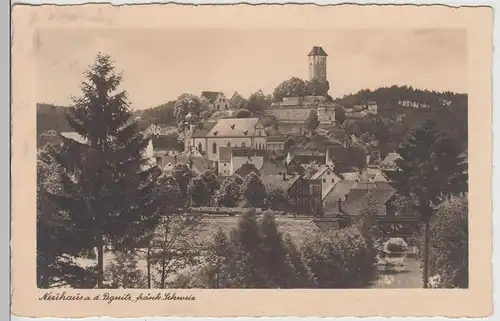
[212,142,217,154]
[227,142,231,147]
[323,178,326,183]
[198,142,202,151]
[241,142,246,148]
[331,178,335,183]
[224,163,227,167]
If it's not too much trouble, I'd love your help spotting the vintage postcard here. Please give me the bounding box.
[11,3,492,318]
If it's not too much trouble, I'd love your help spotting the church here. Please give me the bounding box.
[184,117,267,163]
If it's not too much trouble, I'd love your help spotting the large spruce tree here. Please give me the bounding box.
[47,53,162,288]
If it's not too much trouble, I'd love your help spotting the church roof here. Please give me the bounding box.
[308,46,328,57]
[207,118,263,137]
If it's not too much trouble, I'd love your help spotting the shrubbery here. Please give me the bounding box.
[384,237,408,253]
[301,228,376,288]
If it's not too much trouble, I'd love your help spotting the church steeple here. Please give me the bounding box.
[308,46,328,82]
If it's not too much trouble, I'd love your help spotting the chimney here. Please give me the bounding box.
[283,172,286,181]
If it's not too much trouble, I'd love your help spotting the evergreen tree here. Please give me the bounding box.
[228,212,267,288]
[260,213,292,287]
[46,53,162,288]
[282,234,313,288]
[37,145,97,288]
[241,172,267,208]
[205,228,233,288]
[394,120,467,288]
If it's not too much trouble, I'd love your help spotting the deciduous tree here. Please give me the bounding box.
[241,172,267,208]
[394,120,467,288]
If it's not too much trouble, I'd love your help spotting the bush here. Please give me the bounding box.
[384,237,408,253]
[428,195,468,288]
[301,228,377,288]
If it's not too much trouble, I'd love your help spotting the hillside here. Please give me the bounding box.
[334,86,468,152]
[37,103,72,135]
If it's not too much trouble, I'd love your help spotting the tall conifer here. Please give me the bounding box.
[48,53,162,288]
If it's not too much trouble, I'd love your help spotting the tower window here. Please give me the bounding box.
[212,142,217,154]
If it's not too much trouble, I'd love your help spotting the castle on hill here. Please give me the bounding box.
[264,46,338,126]
[264,46,377,127]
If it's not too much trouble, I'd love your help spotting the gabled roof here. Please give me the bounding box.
[260,159,287,176]
[207,118,263,137]
[235,163,260,178]
[341,184,396,216]
[191,122,216,138]
[151,135,180,151]
[262,174,301,193]
[201,91,222,103]
[218,146,232,162]
[232,148,266,158]
[323,180,356,203]
[161,155,207,173]
[290,154,326,165]
[379,152,402,170]
[308,46,328,57]
[144,124,176,136]
[310,166,338,180]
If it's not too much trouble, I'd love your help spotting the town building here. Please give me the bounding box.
[230,91,244,109]
[322,180,396,217]
[264,46,337,126]
[201,91,231,111]
[266,136,287,151]
[217,147,266,177]
[184,118,267,163]
[261,173,323,216]
[156,154,207,175]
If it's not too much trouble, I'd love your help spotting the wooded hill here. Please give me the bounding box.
[36,85,468,153]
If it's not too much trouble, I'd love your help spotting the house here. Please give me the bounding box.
[234,163,260,178]
[230,148,266,175]
[338,182,396,216]
[379,152,402,171]
[201,91,230,111]
[217,147,266,177]
[266,136,287,151]
[217,146,233,176]
[261,173,322,216]
[259,158,288,176]
[230,91,244,109]
[144,123,176,137]
[158,154,207,175]
[322,180,396,217]
[184,118,267,163]
[151,135,182,156]
[310,165,343,199]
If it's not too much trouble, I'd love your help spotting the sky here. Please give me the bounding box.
[35,28,467,110]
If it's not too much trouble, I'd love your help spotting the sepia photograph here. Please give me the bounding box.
[11,3,492,318]
[35,27,469,290]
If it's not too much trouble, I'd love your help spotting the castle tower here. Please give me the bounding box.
[308,46,328,82]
